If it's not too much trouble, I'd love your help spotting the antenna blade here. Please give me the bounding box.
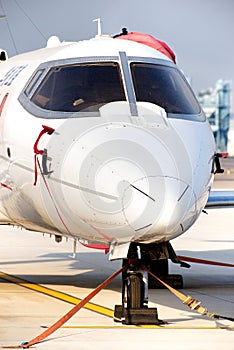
[93,18,102,36]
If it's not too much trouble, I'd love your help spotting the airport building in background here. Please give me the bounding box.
[198,80,232,153]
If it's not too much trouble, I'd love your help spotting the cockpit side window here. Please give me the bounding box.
[30,62,126,112]
[130,63,201,116]
[24,69,44,97]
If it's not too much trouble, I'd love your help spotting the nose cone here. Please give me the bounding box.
[122,176,197,242]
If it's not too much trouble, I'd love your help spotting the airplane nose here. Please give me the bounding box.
[48,122,197,242]
[121,175,197,242]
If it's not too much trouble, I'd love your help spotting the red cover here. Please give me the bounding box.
[79,241,110,254]
[115,31,176,63]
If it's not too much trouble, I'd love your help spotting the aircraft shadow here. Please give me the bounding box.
[0,247,233,319]
[0,248,233,288]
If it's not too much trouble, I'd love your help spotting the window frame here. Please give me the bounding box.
[19,56,205,122]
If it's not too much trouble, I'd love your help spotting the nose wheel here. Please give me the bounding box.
[126,273,144,309]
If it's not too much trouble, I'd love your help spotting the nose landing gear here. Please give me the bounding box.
[114,244,163,325]
[114,242,188,325]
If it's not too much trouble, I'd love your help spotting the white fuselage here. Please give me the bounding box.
[0,36,215,250]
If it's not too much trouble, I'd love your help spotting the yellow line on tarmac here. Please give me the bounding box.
[57,325,162,329]
[0,271,113,318]
[57,325,234,330]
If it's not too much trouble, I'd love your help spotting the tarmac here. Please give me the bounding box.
[0,158,234,350]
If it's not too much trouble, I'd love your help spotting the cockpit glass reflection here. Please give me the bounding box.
[130,63,201,115]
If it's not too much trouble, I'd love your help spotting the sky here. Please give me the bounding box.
[0,0,233,101]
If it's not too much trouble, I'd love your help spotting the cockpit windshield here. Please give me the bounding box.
[130,62,201,115]
[30,62,126,112]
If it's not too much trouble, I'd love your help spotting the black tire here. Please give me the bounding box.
[127,274,142,309]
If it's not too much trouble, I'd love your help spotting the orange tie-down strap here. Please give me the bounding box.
[4,265,126,349]
[4,258,234,348]
[142,266,234,323]
[178,256,234,268]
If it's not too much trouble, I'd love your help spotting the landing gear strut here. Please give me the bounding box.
[114,242,189,325]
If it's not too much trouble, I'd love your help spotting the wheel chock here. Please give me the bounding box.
[114,305,163,325]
